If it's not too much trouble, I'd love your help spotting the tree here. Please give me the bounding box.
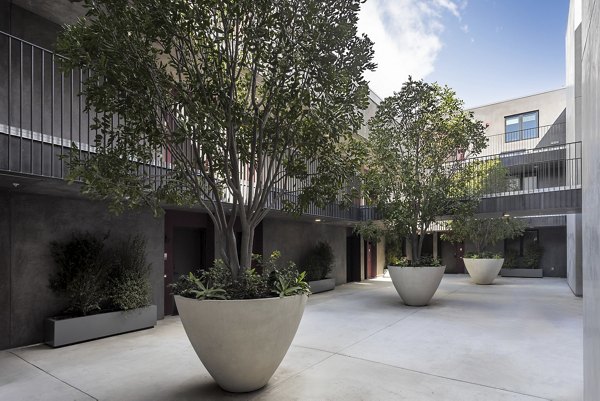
[442,216,526,256]
[57,0,374,278]
[363,77,487,264]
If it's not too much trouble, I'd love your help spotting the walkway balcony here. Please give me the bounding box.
[0,31,360,221]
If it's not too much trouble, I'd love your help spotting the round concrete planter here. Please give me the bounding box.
[463,258,504,285]
[388,265,446,306]
[174,294,307,392]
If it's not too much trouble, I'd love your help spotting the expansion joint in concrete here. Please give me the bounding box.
[8,351,98,401]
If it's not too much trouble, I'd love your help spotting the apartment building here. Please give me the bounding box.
[439,88,581,284]
[0,1,385,349]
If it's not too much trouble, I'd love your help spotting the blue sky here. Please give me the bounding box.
[358,0,570,108]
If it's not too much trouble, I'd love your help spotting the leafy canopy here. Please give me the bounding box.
[442,217,526,255]
[363,77,488,262]
[57,0,375,276]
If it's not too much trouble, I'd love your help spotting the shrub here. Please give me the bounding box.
[107,235,152,310]
[49,232,110,316]
[171,251,310,300]
[303,242,334,282]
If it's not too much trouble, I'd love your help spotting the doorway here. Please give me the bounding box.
[346,234,361,282]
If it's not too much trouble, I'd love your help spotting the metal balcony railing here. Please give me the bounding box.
[0,31,361,221]
[478,123,566,157]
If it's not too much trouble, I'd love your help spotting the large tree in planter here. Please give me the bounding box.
[58,0,374,278]
[363,78,488,264]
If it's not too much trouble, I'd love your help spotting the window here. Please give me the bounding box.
[505,111,539,142]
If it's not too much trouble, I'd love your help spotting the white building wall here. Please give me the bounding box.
[467,89,566,157]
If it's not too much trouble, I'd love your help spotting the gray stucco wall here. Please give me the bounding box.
[467,88,566,157]
[567,213,583,295]
[581,0,600,398]
[0,191,164,349]
[262,218,347,285]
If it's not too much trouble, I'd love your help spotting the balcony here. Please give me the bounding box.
[0,31,361,221]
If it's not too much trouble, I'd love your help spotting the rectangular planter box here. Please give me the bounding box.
[45,305,157,347]
[500,269,543,278]
[309,278,336,294]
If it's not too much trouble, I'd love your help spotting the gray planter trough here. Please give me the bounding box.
[45,305,157,347]
[500,269,543,278]
[309,278,335,294]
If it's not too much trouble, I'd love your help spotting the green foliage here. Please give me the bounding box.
[49,232,110,316]
[464,251,502,259]
[353,221,386,243]
[303,242,335,281]
[388,256,410,267]
[50,232,153,316]
[171,273,228,300]
[57,0,374,277]
[503,250,519,268]
[363,77,488,262]
[107,235,152,310]
[522,242,544,269]
[443,217,526,254]
[171,251,310,300]
[411,256,442,267]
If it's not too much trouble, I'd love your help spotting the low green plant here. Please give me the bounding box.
[171,272,228,300]
[502,250,519,269]
[303,242,334,282]
[107,235,152,310]
[50,232,153,316]
[171,251,311,300]
[388,256,410,266]
[412,256,442,267]
[49,232,110,316]
[522,242,544,269]
[464,251,502,259]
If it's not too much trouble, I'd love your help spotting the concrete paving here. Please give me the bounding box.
[0,275,583,400]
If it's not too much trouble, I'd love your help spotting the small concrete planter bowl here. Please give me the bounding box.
[388,265,446,306]
[464,258,504,285]
[175,294,308,393]
[308,278,335,294]
[45,305,157,347]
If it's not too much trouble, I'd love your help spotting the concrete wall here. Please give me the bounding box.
[567,213,583,295]
[262,218,348,285]
[581,0,600,398]
[468,89,566,157]
[0,191,164,349]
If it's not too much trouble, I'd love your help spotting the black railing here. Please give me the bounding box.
[0,31,362,221]
[477,123,566,157]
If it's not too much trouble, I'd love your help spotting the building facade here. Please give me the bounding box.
[0,0,385,349]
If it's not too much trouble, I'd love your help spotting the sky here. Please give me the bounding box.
[358,0,570,108]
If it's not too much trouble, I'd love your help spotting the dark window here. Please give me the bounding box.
[505,111,539,142]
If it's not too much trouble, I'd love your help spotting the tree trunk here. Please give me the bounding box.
[239,224,254,271]
[223,226,241,280]
[410,234,419,264]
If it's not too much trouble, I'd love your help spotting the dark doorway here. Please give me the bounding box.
[165,227,206,316]
[454,242,465,273]
[364,241,377,279]
[173,227,206,279]
[347,234,361,282]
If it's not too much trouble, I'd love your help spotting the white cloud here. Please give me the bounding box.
[358,0,463,98]
[461,24,469,33]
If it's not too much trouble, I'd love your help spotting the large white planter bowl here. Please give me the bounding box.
[175,294,307,392]
[463,258,504,285]
[388,265,446,306]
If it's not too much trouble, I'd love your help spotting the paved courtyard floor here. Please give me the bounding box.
[0,275,583,400]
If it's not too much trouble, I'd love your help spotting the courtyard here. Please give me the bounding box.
[1,275,583,401]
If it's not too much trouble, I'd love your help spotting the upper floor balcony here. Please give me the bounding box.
[0,31,582,220]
